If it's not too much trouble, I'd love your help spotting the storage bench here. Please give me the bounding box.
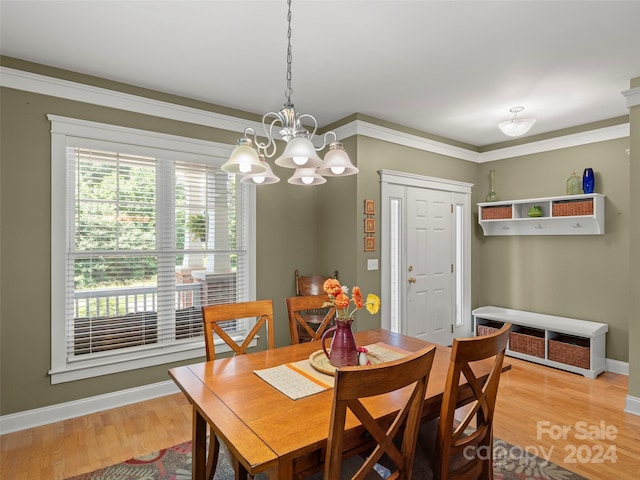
[472,306,608,378]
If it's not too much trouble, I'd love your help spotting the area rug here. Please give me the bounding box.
[66,437,586,480]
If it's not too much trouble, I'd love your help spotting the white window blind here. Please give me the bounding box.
[49,116,255,383]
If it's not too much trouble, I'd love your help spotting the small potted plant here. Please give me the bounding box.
[187,213,207,243]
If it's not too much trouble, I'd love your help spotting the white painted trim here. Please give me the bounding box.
[624,394,640,416]
[622,86,640,108]
[1,66,630,164]
[0,356,632,433]
[379,170,472,343]
[1,66,262,135]
[335,120,480,162]
[48,114,235,159]
[47,115,254,383]
[0,380,179,434]
[379,169,473,194]
[478,124,630,162]
[606,358,629,376]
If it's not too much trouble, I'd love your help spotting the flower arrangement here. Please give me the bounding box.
[322,278,381,322]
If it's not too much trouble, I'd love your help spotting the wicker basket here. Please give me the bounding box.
[552,199,594,217]
[476,321,503,337]
[481,205,512,220]
[549,335,590,369]
[509,327,545,358]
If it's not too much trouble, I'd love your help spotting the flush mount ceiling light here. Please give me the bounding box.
[222,0,358,185]
[498,106,536,137]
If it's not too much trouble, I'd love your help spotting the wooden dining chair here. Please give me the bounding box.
[295,269,339,296]
[414,323,511,480]
[286,294,336,344]
[318,345,437,480]
[201,299,275,480]
[202,299,275,360]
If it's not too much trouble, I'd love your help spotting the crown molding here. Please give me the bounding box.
[0,66,263,134]
[477,124,630,163]
[1,66,630,164]
[622,86,640,108]
[332,120,480,162]
[335,120,629,163]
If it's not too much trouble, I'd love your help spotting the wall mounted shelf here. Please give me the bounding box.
[478,193,605,236]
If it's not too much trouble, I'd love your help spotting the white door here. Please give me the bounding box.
[380,170,472,345]
[406,186,453,345]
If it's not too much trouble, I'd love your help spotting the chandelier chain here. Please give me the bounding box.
[223,0,358,184]
[285,0,293,103]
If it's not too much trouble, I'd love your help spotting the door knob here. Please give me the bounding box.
[408,277,416,284]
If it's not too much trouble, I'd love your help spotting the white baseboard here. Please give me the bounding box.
[606,358,629,375]
[625,395,640,416]
[0,358,634,434]
[0,380,179,434]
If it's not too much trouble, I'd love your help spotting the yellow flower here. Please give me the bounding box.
[365,294,381,315]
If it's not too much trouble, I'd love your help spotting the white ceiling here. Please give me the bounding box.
[1,0,639,147]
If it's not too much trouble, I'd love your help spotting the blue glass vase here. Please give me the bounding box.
[582,168,595,194]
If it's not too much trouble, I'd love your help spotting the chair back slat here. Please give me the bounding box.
[201,299,275,361]
[325,346,437,480]
[286,294,336,344]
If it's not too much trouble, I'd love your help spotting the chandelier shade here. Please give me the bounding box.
[220,0,357,186]
[316,142,359,176]
[221,138,267,174]
[240,155,280,185]
[498,106,536,137]
[287,167,327,186]
[274,136,324,169]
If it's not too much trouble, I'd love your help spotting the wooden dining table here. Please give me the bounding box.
[169,328,507,480]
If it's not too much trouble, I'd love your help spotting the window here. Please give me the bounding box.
[49,116,255,383]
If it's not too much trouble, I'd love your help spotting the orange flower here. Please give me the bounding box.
[352,286,363,309]
[334,293,350,310]
[322,278,380,322]
[323,278,342,297]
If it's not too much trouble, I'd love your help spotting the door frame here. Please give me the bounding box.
[379,169,473,339]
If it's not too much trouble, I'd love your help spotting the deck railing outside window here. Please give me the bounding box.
[72,283,208,356]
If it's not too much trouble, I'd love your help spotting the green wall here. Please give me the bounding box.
[349,135,478,334]
[473,140,630,362]
[0,60,636,417]
[0,82,319,414]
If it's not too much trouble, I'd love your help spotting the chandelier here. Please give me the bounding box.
[498,106,536,137]
[221,0,358,185]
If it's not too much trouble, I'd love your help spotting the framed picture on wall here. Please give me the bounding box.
[365,218,376,233]
[364,199,375,215]
[364,237,375,252]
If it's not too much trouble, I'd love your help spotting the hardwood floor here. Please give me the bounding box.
[0,394,192,480]
[1,357,639,479]
[494,357,640,479]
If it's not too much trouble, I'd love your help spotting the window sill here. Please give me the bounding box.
[49,337,256,384]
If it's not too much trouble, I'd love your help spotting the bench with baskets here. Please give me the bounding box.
[473,306,608,378]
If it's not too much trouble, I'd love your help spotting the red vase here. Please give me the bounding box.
[321,319,358,367]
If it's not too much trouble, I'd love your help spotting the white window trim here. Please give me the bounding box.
[48,115,256,384]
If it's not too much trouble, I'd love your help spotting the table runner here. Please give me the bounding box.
[254,342,409,400]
